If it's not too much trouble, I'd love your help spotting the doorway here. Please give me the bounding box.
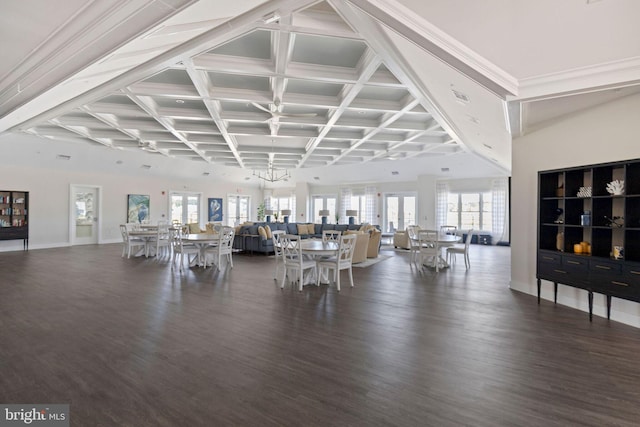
[71,185,100,245]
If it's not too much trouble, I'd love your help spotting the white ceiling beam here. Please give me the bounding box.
[183,59,244,167]
[298,48,382,167]
[121,88,210,161]
[330,97,420,164]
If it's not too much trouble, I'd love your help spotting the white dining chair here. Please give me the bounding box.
[120,224,146,258]
[280,234,317,291]
[416,229,441,272]
[440,225,457,236]
[322,229,341,243]
[447,229,473,269]
[406,225,421,264]
[171,228,199,271]
[155,220,171,257]
[271,230,286,281]
[316,234,357,291]
[204,226,235,270]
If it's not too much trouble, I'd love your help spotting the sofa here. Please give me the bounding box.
[232,222,381,255]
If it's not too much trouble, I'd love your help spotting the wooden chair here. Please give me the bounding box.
[447,229,473,269]
[271,230,286,281]
[171,228,199,271]
[322,229,341,243]
[316,234,357,291]
[204,226,235,270]
[416,229,441,272]
[280,234,317,292]
[155,220,171,257]
[120,224,145,258]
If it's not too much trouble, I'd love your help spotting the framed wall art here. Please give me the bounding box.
[127,194,150,223]
[208,198,223,222]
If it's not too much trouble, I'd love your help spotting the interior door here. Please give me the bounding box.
[72,186,99,245]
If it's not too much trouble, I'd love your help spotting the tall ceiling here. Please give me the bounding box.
[2,0,640,186]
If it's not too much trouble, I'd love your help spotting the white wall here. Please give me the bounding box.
[511,92,640,327]
[0,164,261,251]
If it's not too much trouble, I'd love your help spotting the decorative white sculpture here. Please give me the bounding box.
[606,180,625,196]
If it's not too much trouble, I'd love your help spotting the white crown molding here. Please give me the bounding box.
[346,0,518,98]
[516,56,640,101]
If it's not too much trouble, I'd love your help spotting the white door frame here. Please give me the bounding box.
[69,184,102,245]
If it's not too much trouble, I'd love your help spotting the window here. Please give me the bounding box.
[384,193,416,233]
[312,195,337,223]
[349,195,366,224]
[227,194,250,226]
[170,192,201,225]
[447,192,492,231]
[268,195,295,221]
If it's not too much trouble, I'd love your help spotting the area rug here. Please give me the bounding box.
[352,254,391,268]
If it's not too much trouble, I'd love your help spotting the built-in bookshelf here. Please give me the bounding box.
[0,190,29,249]
[537,159,640,321]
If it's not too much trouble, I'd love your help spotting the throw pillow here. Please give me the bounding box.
[265,225,272,239]
[188,223,202,234]
[258,226,267,238]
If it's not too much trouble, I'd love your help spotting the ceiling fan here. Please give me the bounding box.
[250,99,317,121]
[138,141,161,153]
[251,99,317,136]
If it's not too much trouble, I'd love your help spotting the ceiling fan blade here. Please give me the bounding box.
[281,113,317,118]
[250,102,272,114]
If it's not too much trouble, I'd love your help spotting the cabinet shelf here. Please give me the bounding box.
[537,158,640,321]
[0,190,29,248]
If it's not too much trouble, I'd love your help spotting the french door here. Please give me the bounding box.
[384,193,416,233]
[227,194,250,226]
[170,192,201,225]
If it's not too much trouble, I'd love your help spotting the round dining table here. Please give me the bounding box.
[127,229,158,257]
[183,233,220,267]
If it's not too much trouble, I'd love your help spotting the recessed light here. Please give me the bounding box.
[468,115,480,124]
[391,171,399,175]
[483,143,493,150]
[176,99,185,104]
[141,164,152,169]
[314,177,320,180]
[358,111,366,115]
[441,167,450,172]
[56,154,71,160]
[202,172,210,176]
[244,177,251,181]
[116,160,123,164]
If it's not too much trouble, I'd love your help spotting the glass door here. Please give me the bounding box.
[170,192,201,225]
[71,185,99,245]
[227,195,250,226]
[384,194,416,232]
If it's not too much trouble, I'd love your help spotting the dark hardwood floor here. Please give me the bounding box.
[2,243,640,426]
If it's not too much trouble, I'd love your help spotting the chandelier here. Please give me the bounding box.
[253,146,291,183]
[253,161,291,183]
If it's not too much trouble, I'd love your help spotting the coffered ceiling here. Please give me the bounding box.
[2,0,639,185]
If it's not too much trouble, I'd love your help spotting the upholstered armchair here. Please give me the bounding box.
[367,229,382,258]
[346,231,370,264]
[393,228,411,249]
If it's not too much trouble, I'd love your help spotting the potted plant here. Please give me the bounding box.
[257,202,265,221]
